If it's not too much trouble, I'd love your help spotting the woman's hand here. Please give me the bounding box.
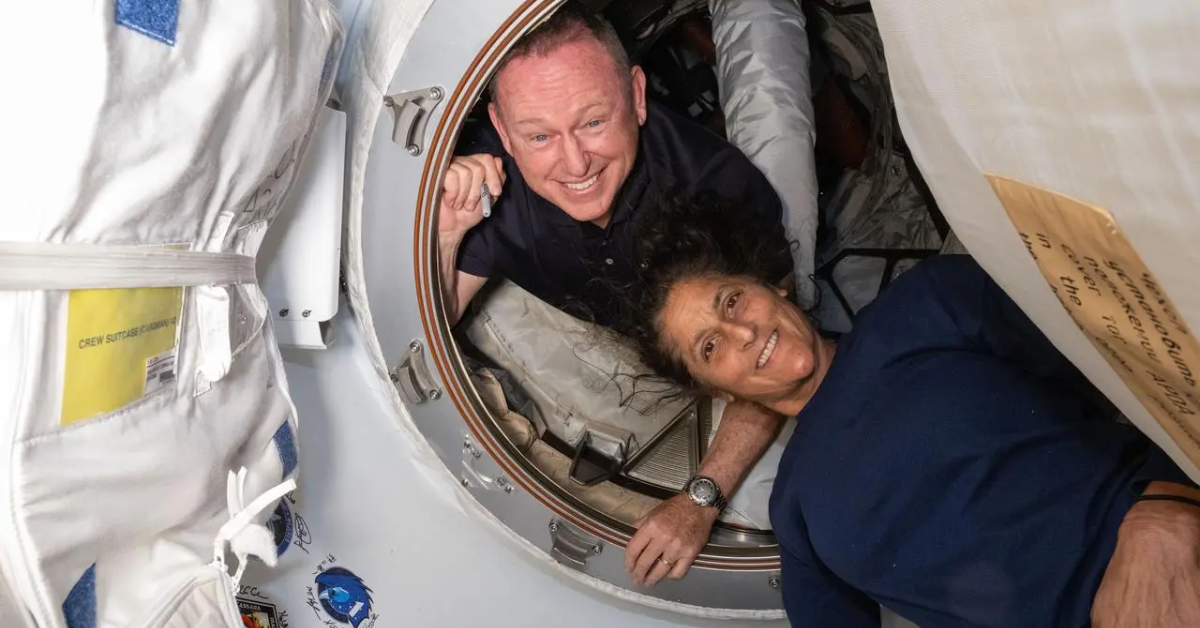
[1092,484,1200,628]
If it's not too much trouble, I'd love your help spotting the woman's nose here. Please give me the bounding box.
[723,320,756,349]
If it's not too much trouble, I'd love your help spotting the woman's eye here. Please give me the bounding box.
[702,338,717,362]
[725,293,740,313]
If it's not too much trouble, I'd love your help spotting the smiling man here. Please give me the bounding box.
[436,2,796,587]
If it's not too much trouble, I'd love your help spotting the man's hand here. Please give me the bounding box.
[437,154,504,325]
[439,154,505,236]
[1092,483,1200,628]
[620,400,783,588]
[624,494,717,588]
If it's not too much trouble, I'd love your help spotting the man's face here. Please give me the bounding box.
[489,36,647,228]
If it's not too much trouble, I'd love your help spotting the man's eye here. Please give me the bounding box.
[587,119,602,128]
[532,134,549,143]
[702,338,717,362]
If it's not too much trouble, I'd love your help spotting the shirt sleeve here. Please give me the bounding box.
[456,226,495,278]
[692,147,793,284]
[1131,444,1198,492]
[780,545,881,628]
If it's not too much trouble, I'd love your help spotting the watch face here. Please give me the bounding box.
[689,478,717,505]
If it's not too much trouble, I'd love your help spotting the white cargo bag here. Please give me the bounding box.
[869,0,1200,479]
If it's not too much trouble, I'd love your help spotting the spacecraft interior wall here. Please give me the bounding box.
[0,1,341,626]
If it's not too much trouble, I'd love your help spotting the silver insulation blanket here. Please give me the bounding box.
[709,0,819,307]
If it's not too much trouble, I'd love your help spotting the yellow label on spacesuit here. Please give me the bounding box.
[60,286,184,426]
[989,175,1200,468]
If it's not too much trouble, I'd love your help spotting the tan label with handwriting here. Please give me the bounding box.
[988,175,1200,468]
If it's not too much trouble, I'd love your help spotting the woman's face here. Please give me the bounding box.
[657,275,823,408]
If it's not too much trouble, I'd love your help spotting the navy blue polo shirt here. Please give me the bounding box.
[770,255,1196,628]
[455,102,790,328]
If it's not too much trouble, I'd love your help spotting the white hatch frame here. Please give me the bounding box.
[343,0,786,616]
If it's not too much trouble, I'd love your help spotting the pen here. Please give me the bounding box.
[480,184,492,218]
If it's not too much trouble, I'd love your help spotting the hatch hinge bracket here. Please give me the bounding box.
[383,86,445,156]
[548,519,603,570]
[390,340,442,405]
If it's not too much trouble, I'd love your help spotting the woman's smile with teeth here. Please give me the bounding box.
[757,330,778,369]
[565,173,600,190]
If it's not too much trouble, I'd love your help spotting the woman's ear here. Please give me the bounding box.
[774,272,796,299]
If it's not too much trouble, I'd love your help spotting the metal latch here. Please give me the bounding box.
[548,519,603,570]
[568,422,633,487]
[391,340,441,405]
[383,86,445,156]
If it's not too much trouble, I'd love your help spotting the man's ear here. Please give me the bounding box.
[488,101,514,155]
[630,66,648,126]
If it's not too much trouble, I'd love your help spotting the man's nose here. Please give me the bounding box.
[561,135,589,177]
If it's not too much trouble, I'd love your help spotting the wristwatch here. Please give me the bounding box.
[684,475,728,511]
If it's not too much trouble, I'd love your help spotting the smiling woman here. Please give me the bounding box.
[657,275,830,414]
[622,193,1200,627]
[623,189,802,397]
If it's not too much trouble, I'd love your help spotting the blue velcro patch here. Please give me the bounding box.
[273,422,298,478]
[115,0,179,46]
[63,564,96,628]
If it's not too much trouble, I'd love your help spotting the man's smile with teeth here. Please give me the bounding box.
[757,330,778,369]
[565,172,600,190]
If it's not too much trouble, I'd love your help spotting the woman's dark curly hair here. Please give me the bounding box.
[618,188,796,397]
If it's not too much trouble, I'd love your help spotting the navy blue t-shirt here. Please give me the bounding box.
[455,102,791,328]
[770,255,1195,628]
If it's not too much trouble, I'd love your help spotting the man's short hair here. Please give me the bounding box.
[487,2,631,104]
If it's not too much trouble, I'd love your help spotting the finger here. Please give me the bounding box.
[464,161,486,213]
[441,165,462,208]
[633,540,667,584]
[625,527,652,573]
[450,162,478,210]
[666,554,694,581]
[458,163,480,212]
[643,557,674,588]
[485,156,505,197]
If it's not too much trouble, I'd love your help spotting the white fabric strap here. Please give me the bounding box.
[0,242,257,290]
[213,470,297,593]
